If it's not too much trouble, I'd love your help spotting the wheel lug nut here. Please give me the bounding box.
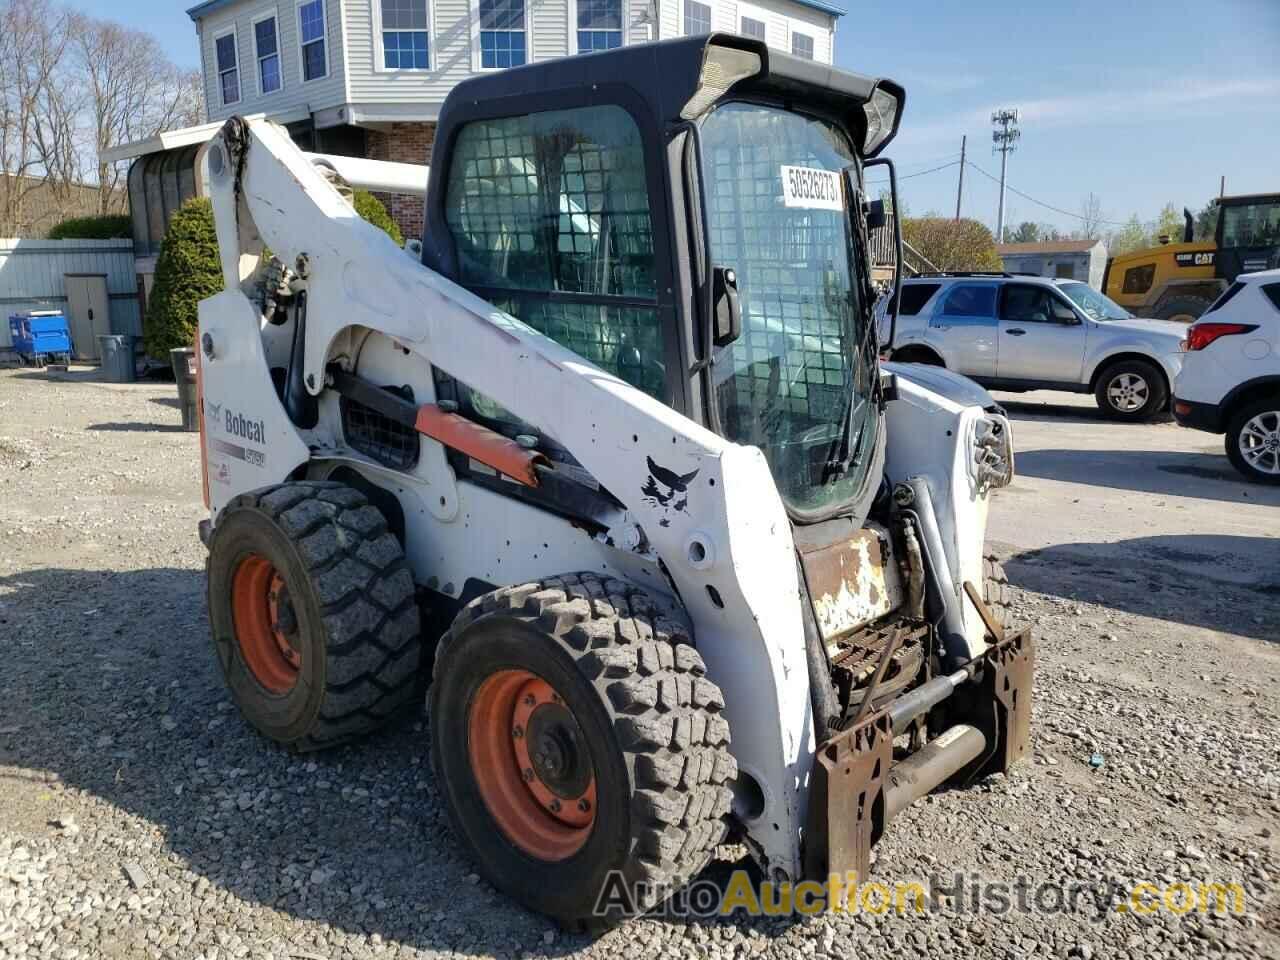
[523,694,536,706]
[512,725,523,738]
[522,768,534,782]
[578,799,590,812]
[549,799,561,813]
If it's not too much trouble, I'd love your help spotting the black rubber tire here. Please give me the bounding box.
[1153,294,1213,324]
[430,573,736,929]
[1093,358,1168,422]
[1224,397,1280,485]
[207,481,422,751]
[982,555,1011,630]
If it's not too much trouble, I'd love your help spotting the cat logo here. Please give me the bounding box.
[1174,252,1214,267]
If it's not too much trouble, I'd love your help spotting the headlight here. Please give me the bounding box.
[974,414,1014,494]
[863,85,902,157]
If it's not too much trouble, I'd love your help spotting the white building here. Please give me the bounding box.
[184,0,845,234]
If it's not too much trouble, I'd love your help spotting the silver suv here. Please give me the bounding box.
[878,273,1186,421]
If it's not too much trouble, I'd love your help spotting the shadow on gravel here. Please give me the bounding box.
[1013,447,1280,507]
[1005,534,1280,643]
[0,565,797,953]
[998,399,1176,426]
[86,422,189,433]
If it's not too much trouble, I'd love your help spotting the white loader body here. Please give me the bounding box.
[197,116,1003,883]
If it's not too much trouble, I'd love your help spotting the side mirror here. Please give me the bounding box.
[866,198,887,230]
[1051,300,1078,324]
[712,266,742,348]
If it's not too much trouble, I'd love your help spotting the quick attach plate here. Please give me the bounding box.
[955,626,1035,779]
[803,627,1034,885]
[803,709,893,888]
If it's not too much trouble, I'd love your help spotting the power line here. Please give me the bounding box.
[865,159,961,185]
[963,160,1130,227]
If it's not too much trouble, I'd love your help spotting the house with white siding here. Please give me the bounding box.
[183,0,845,236]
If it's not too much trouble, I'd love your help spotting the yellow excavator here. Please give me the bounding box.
[1104,193,1280,323]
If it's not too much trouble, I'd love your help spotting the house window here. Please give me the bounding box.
[299,0,328,81]
[1054,262,1075,280]
[479,0,526,68]
[216,32,240,105]
[684,0,711,35]
[791,31,814,59]
[382,0,430,69]
[577,0,622,53]
[740,15,765,40]
[254,17,282,94]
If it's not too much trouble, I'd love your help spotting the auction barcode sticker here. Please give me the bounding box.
[780,165,843,211]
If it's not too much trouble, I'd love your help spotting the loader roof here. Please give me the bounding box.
[438,34,905,159]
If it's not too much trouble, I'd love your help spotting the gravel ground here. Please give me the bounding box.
[1,366,1277,959]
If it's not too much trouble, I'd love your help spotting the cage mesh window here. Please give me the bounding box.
[341,386,420,471]
[444,105,664,412]
[701,102,874,514]
[705,111,854,429]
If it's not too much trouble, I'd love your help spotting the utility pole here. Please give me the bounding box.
[991,108,1021,243]
[955,135,966,221]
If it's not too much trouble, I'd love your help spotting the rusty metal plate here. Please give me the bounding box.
[803,710,894,887]
[799,528,904,644]
[954,626,1034,779]
[986,626,1034,773]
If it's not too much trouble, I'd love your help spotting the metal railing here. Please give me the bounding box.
[870,213,939,277]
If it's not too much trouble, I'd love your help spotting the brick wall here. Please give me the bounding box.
[365,122,436,241]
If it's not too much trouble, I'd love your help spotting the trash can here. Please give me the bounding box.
[171,347,199,432]
[98,335,138,383]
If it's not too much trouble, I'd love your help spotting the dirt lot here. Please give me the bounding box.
[1,367,1277,959]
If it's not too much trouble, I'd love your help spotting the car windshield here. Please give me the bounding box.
[700,102,877,517]
[1059,281,1130,321]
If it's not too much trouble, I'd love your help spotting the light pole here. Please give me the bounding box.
[991,108,1021,243]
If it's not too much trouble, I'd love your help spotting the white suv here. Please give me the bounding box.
[879,274,1186,421]
[1173,269,1280,483]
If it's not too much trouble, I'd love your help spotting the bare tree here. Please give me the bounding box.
[1078,192,1105,240]
[0,0,79,234]
[74,15,207,215]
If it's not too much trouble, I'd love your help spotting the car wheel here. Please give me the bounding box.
[1153,294,1213,324]
[1094,359,1167,421]
[1225,399,1280,484]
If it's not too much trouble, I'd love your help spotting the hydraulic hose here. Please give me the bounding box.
[903,477,970,671]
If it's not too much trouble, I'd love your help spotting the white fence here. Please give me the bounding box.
[0,238,140,351]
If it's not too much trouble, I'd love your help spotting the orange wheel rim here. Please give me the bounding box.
[468,669,597,861]
[231,554,301,695]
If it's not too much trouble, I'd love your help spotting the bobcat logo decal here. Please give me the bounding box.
[205,401,222,423]
[641,457,699,527]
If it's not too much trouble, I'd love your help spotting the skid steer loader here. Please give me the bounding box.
[194,34,1031,927]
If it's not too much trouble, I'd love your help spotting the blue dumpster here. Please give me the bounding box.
[8,311,72,366]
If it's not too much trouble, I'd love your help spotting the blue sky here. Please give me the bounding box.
[67,1,1280,234]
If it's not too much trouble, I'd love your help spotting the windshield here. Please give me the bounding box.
[1059,281,1130,321]
[700,102,877,517]
[1221,200,1280,248]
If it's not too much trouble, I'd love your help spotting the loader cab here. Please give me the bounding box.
[422,35,904,526]
[1215,193,1280,281]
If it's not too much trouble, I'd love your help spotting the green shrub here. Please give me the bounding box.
[902,217,1003,272]
[352,191,404,247]
[47,214,132,240]
[145,198,223,360]
[143,191,405,360]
